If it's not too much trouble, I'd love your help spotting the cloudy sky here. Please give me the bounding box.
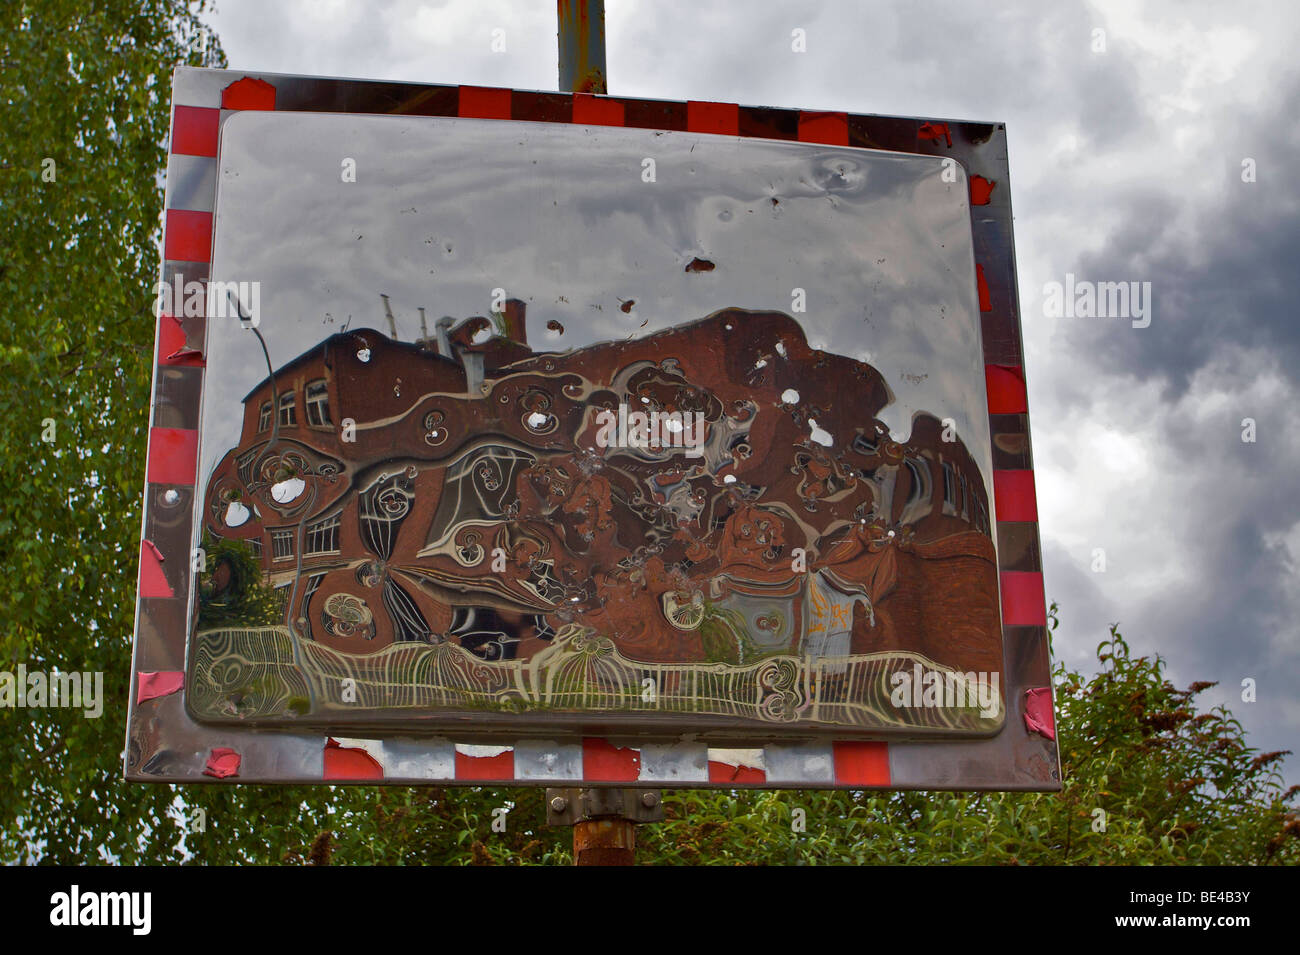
[200,0,1300,781]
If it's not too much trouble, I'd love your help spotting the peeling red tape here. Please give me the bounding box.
[222,76,276,111]
[454,748,515,780]
[203,747,241,778]
[138,540,174,599]
[918,121,952,147]
[323,739,384,780]
[1024,687,1056,740]
[970,174,996,205]
[137,671,184,702]
[707,761,767,784]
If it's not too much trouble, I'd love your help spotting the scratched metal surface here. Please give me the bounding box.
[191,112,999,736]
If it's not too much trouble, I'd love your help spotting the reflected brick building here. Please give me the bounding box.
[200,302,1000,677]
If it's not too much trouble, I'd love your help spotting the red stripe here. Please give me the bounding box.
[985,364,1027,414]
[687,100,739,135]
[582,738,640,781]
[221,77,276,111]
[146,427,199,485]
[572,93,625,127]
[798,111,848,145]
[833,741,890,786]
[707,760,766,784]
[138,540,174,599]
[1000,571,1047,625]
[993,470,1038,522]
[976,263,992,312]
[458,85,512,119]
[164,210,212,263]
[454,748,515,780]
[323,739,384,780]
[171,105,219,157]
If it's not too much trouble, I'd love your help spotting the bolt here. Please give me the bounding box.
[641,791,659,808]
[550,796,568,813]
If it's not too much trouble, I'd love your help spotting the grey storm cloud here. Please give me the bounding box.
[1069,125,1300,393]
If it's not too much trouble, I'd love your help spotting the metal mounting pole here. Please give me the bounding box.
[546,788,664,866]
[553,4,663,866]
[557,0,607,94]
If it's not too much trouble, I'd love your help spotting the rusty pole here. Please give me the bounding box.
[557,0,607,94]
[547,788,663,866]
[573,816,637,866]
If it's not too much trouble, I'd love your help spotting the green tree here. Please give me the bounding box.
[0,0,225,863]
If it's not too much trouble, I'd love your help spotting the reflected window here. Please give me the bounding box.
[306,512,340,555]
[900,457,931,525]
[942,461,959,516]
[236,448,259,486]
[271,528,295,561]
[247,537,262,559]
[278,392,296,427]
[258,402,272,433]
[306,379,331,426]
[273,583,291,616]
[299,572,326,633]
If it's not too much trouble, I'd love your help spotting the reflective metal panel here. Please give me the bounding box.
[190,111,1001,738]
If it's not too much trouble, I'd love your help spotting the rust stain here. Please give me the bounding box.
[558,0,607,94]
[574,818,635,866]
[685,257,715,273]
[619,299,635,313]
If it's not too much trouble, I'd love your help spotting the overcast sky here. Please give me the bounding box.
[200,0,1300,782]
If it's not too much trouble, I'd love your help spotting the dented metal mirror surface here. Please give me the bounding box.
[187,111,1002,739]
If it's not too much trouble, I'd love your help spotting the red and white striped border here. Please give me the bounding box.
[126,69,1055,789]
